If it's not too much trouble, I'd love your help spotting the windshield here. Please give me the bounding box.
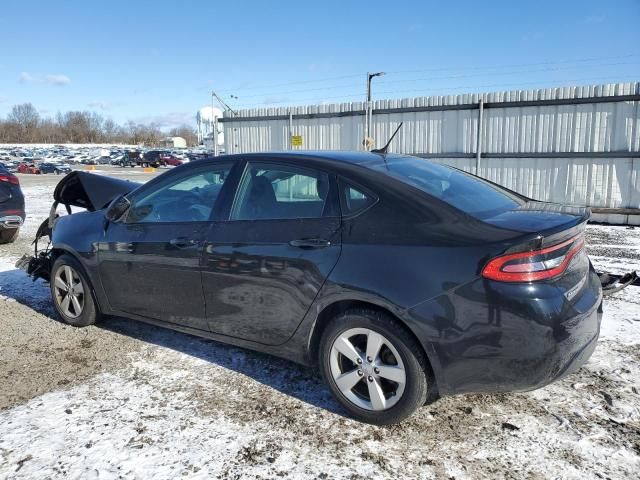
[375,157,524,219]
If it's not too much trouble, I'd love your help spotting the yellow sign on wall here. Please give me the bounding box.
[291,135,303,146]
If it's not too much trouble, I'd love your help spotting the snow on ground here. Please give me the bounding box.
[0,178,639,479]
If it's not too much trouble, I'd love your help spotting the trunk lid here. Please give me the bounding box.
[482,201,590,250]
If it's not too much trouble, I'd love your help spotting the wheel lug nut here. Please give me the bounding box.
[357,370,363,376]
[368,376,374,382]
[374,367,379,374]
[367,356,372,363]
[357,358,362,364]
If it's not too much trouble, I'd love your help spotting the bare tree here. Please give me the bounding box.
[7,103,40,142]
[0,103,189,146]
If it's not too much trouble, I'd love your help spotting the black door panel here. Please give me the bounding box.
[202,160,342,345]
[97,161,236,329]
[98,222,209,328]
[202,218,341,344]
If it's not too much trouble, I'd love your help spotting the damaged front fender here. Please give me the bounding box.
[16,172,142,282]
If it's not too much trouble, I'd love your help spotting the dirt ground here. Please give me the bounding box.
[0,167,638,479]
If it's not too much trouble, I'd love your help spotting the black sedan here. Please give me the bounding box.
[0,165,25,244]
[39,162,71,174]
[20,152,602,424]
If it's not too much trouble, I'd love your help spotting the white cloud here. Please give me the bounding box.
[19,72,33,83]
[45,74,71,86]
[88,102,112,111]
[133,112,195,130]
[18,72,71,86]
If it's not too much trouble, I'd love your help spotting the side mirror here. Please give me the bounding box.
[105,194,131,223]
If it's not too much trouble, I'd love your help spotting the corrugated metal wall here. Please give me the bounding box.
[221,82,640,213]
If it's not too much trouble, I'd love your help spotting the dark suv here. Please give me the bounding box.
[0,166,25,244]
[142,150,169,168]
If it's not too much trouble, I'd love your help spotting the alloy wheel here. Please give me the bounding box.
[329,327,406,411]
[53,265,85,318]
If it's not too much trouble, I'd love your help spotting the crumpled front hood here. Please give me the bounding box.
[53,171,141,211]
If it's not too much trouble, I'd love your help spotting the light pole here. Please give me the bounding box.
[210,91,217,156]
[365,71,385,150]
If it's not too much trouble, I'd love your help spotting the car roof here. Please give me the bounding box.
[222,151,409,169]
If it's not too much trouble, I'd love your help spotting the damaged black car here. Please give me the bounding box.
[16,152,632,424]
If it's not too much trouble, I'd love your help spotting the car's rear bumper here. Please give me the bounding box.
[408,269,603,396]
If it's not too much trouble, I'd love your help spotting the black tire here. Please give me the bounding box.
[318,309,429,425]
[50,254,100,327]
[0,228,19,244]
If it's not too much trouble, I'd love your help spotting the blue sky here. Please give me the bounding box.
[1,0,638,130]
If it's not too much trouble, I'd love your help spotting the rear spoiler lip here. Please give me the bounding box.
[501,208,591,255]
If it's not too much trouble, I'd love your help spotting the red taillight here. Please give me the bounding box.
[0,174,19,186]
[482,235,585,282]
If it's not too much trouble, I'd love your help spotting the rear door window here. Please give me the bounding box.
[373,157,524,219]
[230,163,335,220]
[339,180,376,216]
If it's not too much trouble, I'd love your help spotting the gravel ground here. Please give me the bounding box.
[0,167,639,479]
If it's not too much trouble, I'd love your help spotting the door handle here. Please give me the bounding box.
[169,237,198,248]
[289,238,331,249]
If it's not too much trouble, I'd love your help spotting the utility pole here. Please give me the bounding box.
[365,71,385,151]
[210,91,217,156]
[211,90,238,156]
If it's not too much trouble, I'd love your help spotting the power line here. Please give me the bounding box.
[226,61,640,101]
[215,73,363,95]
[231,75,640,109]
[231,82,364,100]
[383,53,640,76]
[215,53,640,97]
[375,61,640,86]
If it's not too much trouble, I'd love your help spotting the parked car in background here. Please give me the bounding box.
[0,165,25,244]
[141,150,168,168]
[40,163,71,174]
[119,150,142,167]
[17,163,41,174]
[186,152,210,162]
[20,152,603,424]
[160,153,183,167]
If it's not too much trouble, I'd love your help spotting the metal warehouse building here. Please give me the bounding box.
[220,82,640,224]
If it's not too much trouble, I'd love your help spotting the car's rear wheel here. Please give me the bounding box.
[318,309,429,425]
[0,228,19,244]
[50,254,100,327]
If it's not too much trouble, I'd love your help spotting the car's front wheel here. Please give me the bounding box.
[319,309,429,425]
[50,254,100,327]
[0,228,19,244]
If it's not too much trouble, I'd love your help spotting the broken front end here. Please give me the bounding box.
[16,171,141,282]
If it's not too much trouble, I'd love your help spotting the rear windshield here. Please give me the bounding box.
[374,157,524,219]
